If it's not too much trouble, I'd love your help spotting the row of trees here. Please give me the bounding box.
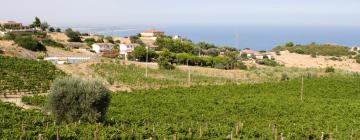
[30,17,61,32]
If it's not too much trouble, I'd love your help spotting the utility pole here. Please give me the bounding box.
[187,59,191,86]
[145,46,148,78]
[301,75,304,101]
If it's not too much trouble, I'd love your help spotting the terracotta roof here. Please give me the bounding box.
[0,21,21,24]
[143,29,163,33]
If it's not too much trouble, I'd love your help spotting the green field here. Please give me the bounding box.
[91,63,234,89]
[2,75,360,139]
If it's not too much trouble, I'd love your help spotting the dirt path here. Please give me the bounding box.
[0,97,40,109]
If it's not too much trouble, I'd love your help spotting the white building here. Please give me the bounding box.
[119,43,138,59]
[45,57,91,64]
[91,43,114,53]
[140,29,164,40]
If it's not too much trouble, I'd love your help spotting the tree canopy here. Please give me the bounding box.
[48,77,111,123]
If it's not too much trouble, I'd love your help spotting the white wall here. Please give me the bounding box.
[92,44,101,53]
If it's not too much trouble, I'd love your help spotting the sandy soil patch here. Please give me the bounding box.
[0,40,37,59]
[47,32,69,43]
[272,51,360,72]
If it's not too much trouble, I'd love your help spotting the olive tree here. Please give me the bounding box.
[48,77,111,123]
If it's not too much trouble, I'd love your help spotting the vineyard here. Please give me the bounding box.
[90,63,234,89]
[2,75,360,139]
[90,62,332,90]
[0,56,65,95]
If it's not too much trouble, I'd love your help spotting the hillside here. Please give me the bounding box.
[272,51,360,72]
[2,75,360,139]
[272,44,352,56]
[0,40,37,59]
[0,56,65,95]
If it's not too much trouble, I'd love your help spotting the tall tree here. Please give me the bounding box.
[30,17,41,28]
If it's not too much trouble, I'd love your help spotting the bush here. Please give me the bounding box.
[36,52,46,59]
[48,27,55,32]
[293,48,305,54]
[42,39,64,48]
[257,59,279,67]
[65,28,81,42]
[234,62,247,70]
[157,48,175,70]
[355,55,360,64]
[132,45,158,62]
[286,42,294,47]
[48,77,111,123]
[325,67,335,73]
[84,38,96,46]
[275,51,281,55]
[14,36,46,51]
[310,53,317,58]
[281,73,290,81]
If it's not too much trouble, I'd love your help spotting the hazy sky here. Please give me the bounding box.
[1,0,359,27]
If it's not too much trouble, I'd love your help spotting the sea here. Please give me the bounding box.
[74,25,360,51]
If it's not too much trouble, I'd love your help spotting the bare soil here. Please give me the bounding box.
[272,51,360,72]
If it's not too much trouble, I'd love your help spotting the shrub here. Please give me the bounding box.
[84,38,96,46]
[48,77,111,123]
[234,62,247,70]
[157,48,175,70]
[355,55,360,64]
[42,39,64,48]
[65,28,81,42]
[285,42,294,47]
[14,36,46,51]
[36,52,46,59]
[56,28,61,32]
[310,53,317,58]
[275,51,281,55]
[0,49,3,54]
[281,73,290,81]
[257,59,279,67]
[325,67,335,73]
[48,27,55,32]
[293,48,305,54]
[105,36,114,44]
[132,45,158,62]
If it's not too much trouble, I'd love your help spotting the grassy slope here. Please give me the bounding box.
[91,62,331,90]
[91,63,234,89]
[2,75,360,139]
[272,44,351,56]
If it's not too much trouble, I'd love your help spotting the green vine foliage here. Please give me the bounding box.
[0,56,65,95]
[1,75,360,139]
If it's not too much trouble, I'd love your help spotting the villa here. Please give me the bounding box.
[91,43,114,53]
[140,29,164,40]
[0,21,22,29]
[119,43,139,59]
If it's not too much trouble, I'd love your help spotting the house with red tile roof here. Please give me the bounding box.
[140,29,164,38]
[0,21,22,29]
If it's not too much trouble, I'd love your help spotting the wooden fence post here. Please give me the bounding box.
[320,132,324,140]
[56,126,60,140]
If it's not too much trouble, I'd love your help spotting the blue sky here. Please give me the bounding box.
[1,0,359,27]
